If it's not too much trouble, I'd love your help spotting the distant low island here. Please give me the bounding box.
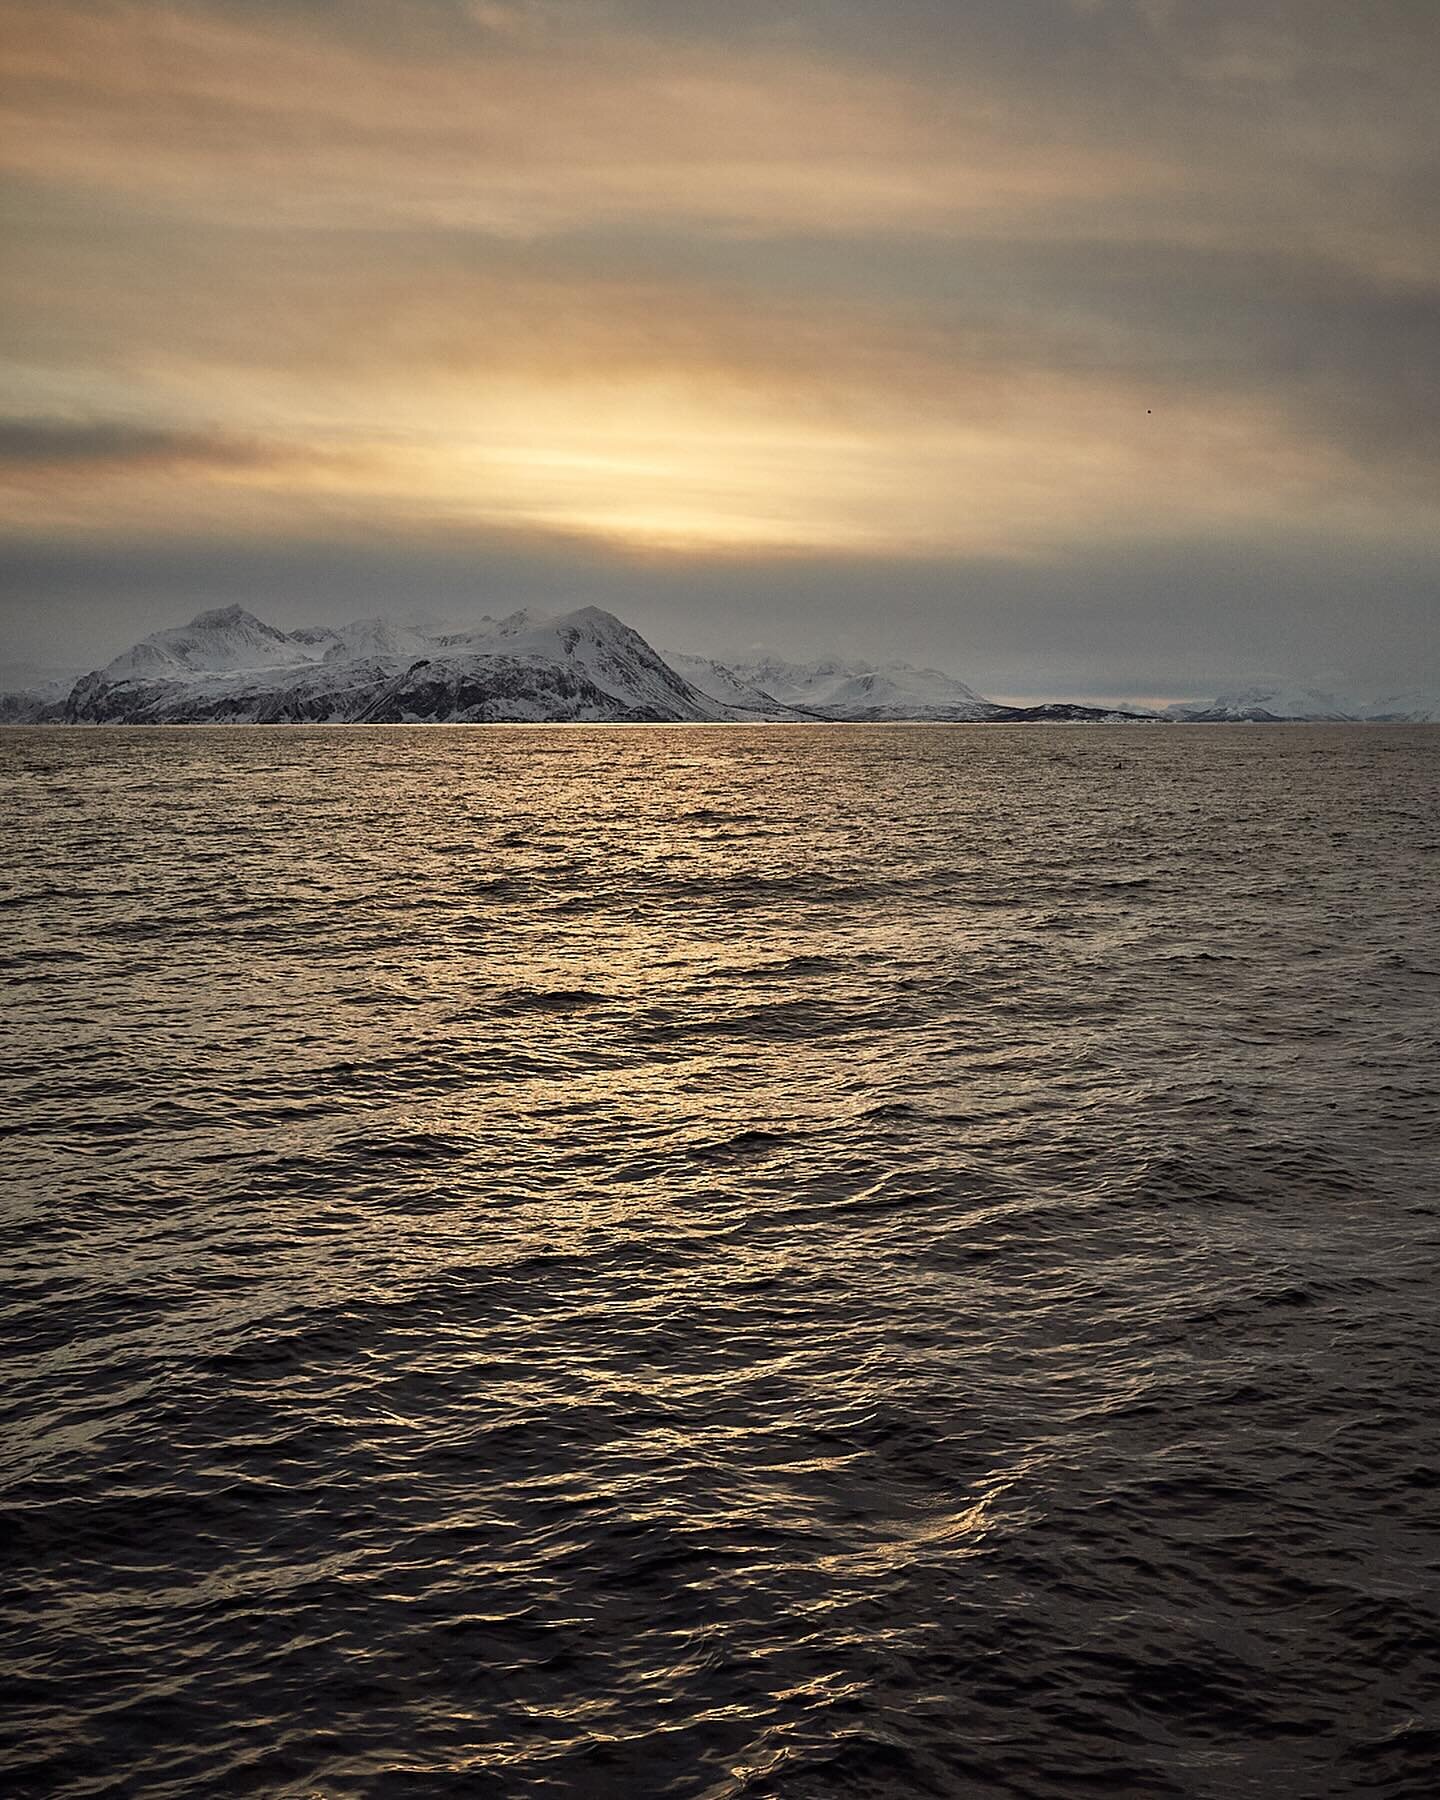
[3,604,1436,725]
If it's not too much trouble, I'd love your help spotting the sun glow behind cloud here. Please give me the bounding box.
[1,0,1437,684]
[2,364,1420,562]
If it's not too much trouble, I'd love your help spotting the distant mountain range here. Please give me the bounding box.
[1159,683,1440,723]
[1,604,1436,724]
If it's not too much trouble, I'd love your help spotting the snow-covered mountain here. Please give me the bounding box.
[20,602,1439,726]
[65,607,1015,725]
[664,654,804,719]
[63,603,731,724]
[1165,683,1358,722]
[702,654,860,710]
[0,665,75,721]
[1163,681,1440,723]
[1355,689,1440,724]
[100,605,322,679]
[313,618,439,664]
[442,607,719,720]
[677,652,1158,722]
[0,687,67,723]
[717,654,992,719]
[812,668,993,721]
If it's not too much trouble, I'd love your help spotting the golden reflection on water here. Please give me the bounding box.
[7,724,1440,1798]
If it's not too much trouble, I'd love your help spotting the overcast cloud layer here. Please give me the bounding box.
[2,0,1436,698]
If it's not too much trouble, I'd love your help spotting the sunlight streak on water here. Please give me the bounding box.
[2,724,1439,1799]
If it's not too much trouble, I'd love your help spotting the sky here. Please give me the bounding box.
[1,0,1436,700]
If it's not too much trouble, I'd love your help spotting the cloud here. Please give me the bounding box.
[3,2,1433,258]
[4,213,1434,563]
[0,417,269,472]
[0,0,1168,239]
[0,0,1436,685]
[0,414,383,542]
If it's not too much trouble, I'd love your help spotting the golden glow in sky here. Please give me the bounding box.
[1,0,1437,687]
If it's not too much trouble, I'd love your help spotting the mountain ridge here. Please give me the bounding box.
[3,604,1435,724]
[62,604,730,726]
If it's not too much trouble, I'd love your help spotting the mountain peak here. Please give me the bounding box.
[188,604,263,630]
[562,604,623,629]
[720,652,988,716]
[101,603,312,679]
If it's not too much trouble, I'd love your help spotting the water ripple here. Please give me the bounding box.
[2,723,1438,1799]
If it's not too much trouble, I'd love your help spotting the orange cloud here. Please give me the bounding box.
[0,0,1177,238]
[1,1,1435,571]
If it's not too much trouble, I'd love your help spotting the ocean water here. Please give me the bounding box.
[2,722,1438,1800]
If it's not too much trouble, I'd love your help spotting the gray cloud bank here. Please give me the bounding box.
[3,523,1433,704]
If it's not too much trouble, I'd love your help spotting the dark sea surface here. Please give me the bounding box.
[2,722,1438,1800]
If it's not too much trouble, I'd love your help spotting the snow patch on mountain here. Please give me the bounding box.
[101,605,323,679]
[1355,689,1440,724]
[1163,680,1440,724]
[665,654,801,719]
[720,656,876,709]
[316,617,438,664]
[441,607,721,719]
[816,669,992,720]
[722,654,991,718]
[1165,684,1354,722]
